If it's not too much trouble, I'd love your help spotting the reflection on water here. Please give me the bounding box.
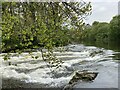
[0,44,119,89]
[82,41,120,61]
[81,41,120,52]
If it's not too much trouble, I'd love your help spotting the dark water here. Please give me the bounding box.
[81,41,120,61]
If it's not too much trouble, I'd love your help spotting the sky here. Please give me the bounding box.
[84,0,119,25]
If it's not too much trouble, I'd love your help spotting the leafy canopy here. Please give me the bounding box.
[2,1,92,53]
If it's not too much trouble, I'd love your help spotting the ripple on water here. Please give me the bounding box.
[0,44,119,88]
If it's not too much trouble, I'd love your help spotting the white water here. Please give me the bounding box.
[0,44,119,88]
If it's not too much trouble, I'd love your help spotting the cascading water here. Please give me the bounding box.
[0,44,119,89]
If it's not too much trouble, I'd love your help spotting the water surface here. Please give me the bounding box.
[0,44,119,89]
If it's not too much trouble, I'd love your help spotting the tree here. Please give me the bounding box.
[109,15,120,42]
[92,21,99,26]
[80,21,109,43]
[2,1,92,53]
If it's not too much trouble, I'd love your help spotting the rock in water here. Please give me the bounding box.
[69,71,98,84]
[63,71,98,90]
[62,84,73,90]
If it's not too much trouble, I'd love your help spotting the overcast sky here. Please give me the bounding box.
[84,0,119,25]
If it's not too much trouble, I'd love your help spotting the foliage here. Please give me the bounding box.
[109,15,120,42]
[80,15,120,45]
[2,2,91,53]
[2,1,91,63]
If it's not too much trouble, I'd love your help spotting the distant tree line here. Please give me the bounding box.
[70,15,120,45]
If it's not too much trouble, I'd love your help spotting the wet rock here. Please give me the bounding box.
[69,71,98,84]
[62,84,73,90]
[90,50,103,57]
[63,70,98,90]
[79,60,89,65]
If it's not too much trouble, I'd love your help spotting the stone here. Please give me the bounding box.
[63,70,98,90]
[69,71,98,84]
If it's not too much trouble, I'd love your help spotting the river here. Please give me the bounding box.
[0,44,120,89]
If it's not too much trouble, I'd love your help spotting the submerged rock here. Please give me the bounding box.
[63,70,98,90]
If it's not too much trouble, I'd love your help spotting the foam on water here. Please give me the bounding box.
[0,44,119,88]
[2,69,31,80]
